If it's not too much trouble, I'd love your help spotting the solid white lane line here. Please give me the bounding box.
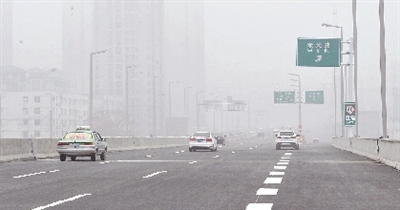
[269,171,285,176]
[31,193,91,210]
[245,203,273,210]
[264,177,283,184]
[143,171,167,179]
[49,170,60,173]
[277,162,289,165]
[256,188,279,196]
[189,161,197,164]
[113,160,194,163]
[274,166,287,170]
[284,153,292,156]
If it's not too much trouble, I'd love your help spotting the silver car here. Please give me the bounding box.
[189,131,218,152]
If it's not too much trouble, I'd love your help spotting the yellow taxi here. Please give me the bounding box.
[56,126,107,161]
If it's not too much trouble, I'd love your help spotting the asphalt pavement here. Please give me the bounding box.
[0,137,399,210]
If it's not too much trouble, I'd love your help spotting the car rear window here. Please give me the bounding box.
[64,132,93,140]
[279,132,294,136]
[193,132,210,137]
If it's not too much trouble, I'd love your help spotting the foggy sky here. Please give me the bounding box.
[6,0,400,137]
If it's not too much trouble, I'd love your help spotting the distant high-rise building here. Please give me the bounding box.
[92,1,165,136]
[62,1,94,94]
[81,1,205,136]
[164,2,205,134]
[1,1,13,67]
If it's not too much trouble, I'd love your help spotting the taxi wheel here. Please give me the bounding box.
[60,154,66,161]
[91,154,96,161]
[71,156,76,161]
[100,152,106,161]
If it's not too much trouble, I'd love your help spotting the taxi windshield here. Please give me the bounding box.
[63,132,93,140]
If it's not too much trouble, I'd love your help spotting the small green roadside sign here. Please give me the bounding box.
[305,91,324,104]
[297,38,341,67]
[274,91,295,104]
[344,102,356,126]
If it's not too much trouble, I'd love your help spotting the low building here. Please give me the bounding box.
[1,92,88,138]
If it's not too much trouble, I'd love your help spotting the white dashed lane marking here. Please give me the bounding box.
[13,170,60,179]
[274,166,287,170]
[277,162,289,165]
[256,188,279,196]
[264,177,283,184]
[269,171,285,176]
[143,171,167,179]
[31,193,91,210]
[245,203,273,210]
[246,151,293,209]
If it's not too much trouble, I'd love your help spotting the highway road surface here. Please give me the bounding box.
[1,137,399,210]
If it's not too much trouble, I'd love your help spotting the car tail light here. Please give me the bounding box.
[277,136,281,139]
[206,137,212,142]
[57,142,68,146]
[190,137,196,141]
[84,142,94,145]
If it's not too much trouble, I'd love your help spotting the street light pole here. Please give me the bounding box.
[125,65,137,136]
[196,91,204,130]
[50,96,53,139]
[89,49,107,127]
[322,23,344,137]
[289,73,302,135]
[184,87,193,118]
[168,81,179,118]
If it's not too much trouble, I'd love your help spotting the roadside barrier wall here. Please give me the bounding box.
[1,133,289,162]
[331,137,400,170]
[0,136,189,162]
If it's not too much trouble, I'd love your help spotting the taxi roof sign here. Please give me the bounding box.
[76,126,91,131]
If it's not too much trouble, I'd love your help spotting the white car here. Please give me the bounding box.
[189,131,218,152]
[275,130,300,150]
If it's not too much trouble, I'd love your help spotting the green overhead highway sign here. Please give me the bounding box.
[274,91,295,104]
[296,38,341,67]
[305,91,324,104]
